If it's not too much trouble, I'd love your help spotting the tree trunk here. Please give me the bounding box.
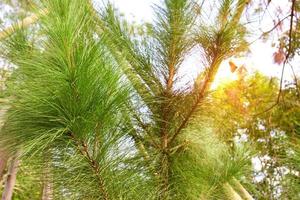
[231,178,255,200]
[0,151,8,182]
[1,155,20,200]
[41,179,53,200]
[223,182,243,200]
[0,104,9,183]
[41,162,53,200]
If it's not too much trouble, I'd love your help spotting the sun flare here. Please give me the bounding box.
[211,59,243,89]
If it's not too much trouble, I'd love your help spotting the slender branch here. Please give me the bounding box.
[160,62,176,155]
[123,106,159,156]
[231,0,248,25]
[166,63,175,92]
[254,0,296,116]
[288,63,300,98]
[127,127,151,159]
[250,14,291,45]
[127,105,160,148]
[273,0,296,95]
[262,15,291,36]
[0,9,48,41]
[67,132,110,200]
[169,58,221,144]
[161,59,176,151]
[169,0,248,144]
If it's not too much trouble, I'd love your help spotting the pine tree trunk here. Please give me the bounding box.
[0,151,8,182]
[223,183,243,200]
[41,179,53,200]
[232,178,255,200]
[41,162,53,200]
[1,155,20,200]
[0,104,9,183]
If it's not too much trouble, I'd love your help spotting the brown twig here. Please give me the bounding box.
[169,55,223,145]
[254,0,296,117]
[250,14,291,45]
[67,132,110,200]
[288,63,300,98]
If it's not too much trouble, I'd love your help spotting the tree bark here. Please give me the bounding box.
[41,160,53,200]
[41,177,53,200]
[223,182,243,200]
[0,151,8,182]
[0,104,9,182]
[231,178,255,200]
[1,155,20,200]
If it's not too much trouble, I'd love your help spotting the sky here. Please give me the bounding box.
[104,0,298,88]
[1,0,298,88]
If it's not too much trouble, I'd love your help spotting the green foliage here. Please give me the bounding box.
[98,0,251,199]
[169,127,252,200]
[0,0,150,199]
[2,0,298,200]
[210,72,300,199]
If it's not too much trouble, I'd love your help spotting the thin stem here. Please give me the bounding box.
[67,132,110,200]
[250,14,291,45]
[170,58,222,145]
[0,9,48,41]
[254,0,296,116]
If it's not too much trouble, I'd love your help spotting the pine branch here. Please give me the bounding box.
[95,5,162,113]
[169,0,248,144]
[153,1,196,198]
[130,111,160,149]
[231,0,249,25]
[170,57,222,144]
[166,65,175,92]
[0,9,48,41]
[67,132,110,200]
[124,113,151,159]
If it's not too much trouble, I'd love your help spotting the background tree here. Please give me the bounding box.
[210,72,300,199]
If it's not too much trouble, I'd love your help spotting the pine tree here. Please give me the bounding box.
[0,0,258,199]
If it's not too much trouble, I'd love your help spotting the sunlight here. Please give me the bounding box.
[211,59,242,89]
[211,55,278,90]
